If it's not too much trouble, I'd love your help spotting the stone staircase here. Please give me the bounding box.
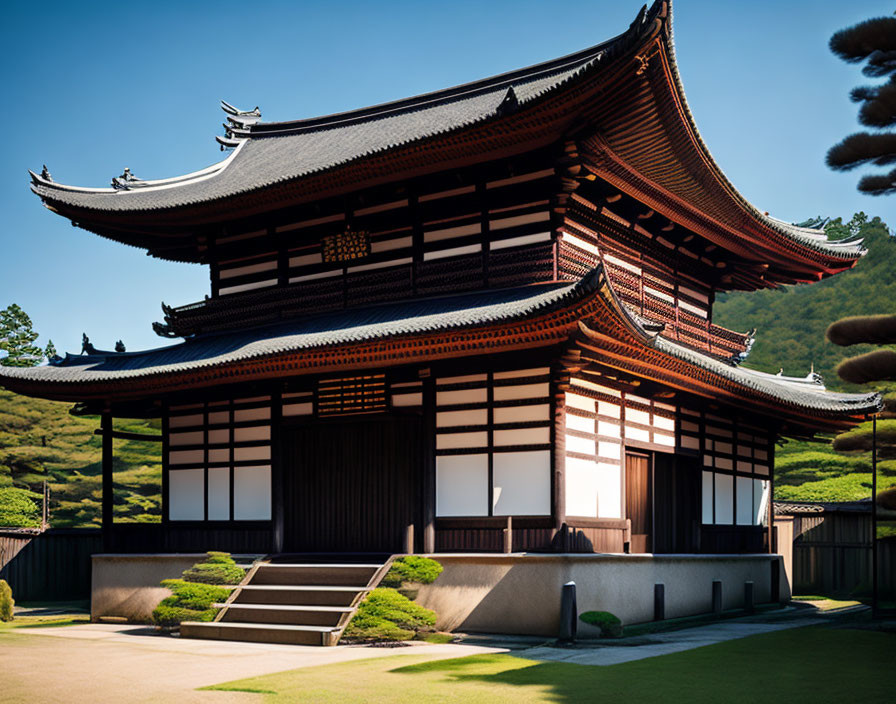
[180,555,392,646]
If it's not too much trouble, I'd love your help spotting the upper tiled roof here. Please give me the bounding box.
[29,5,656,213]
[28,0,864,268]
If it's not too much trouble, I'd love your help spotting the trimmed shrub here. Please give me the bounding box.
[0,488,41,528]
[343,588,436,642]
[579,610,623,638]
[182,552,245,585]
[151,601,217,628]
[151,579,230,628]
[151,552,244,628]
[0,580,13,622]
[381,556,443,588]
[159,580,230,610]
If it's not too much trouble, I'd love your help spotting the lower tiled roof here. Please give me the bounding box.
[0,281,582,385]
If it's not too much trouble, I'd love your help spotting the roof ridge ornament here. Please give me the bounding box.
[221,100,260,118]
[40,165,52,182]
[217,100,261,150]
[111,167,146,190]
[81,334,98,355]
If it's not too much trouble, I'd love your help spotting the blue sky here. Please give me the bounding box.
[0,0,893,355]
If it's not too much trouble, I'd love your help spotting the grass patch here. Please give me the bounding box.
[419,632,454,644]
[205,625,894,703]
[0,615,89,630]
[791,596,863,611]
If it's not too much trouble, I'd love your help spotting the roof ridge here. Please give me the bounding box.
[247,2,664,137]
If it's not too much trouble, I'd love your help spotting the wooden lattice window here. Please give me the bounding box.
[321,227,370,263]
[317,374,387,416]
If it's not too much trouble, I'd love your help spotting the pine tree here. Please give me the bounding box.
[0,304,43,367]
[44,339,57,359]
[826,15,896,195]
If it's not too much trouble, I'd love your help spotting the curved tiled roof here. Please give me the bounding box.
[1,264,880,420]
[0,279,586,385]
[28,1,864,269]
[29,6,656,213]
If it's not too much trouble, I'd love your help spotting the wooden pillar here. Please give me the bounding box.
[768,431,776,554]
[552,386,567,533]
[271,390,284,554]
[101,411,113,552]
[422,375,436,554]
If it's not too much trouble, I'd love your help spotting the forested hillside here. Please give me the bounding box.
[714,213,895,501]
[0,388,161,527]
[714,214,894,391]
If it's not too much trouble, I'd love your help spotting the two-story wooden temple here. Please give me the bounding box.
[2,1,879,571]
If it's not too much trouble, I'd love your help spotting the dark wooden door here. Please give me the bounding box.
[625,453,652,553]
[281,416,421,553]
[653,453,701,554]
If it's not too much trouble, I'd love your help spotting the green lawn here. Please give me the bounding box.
[205,625,894,703]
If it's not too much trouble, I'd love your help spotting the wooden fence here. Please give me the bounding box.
[791,510,894,597]
[0,528,102,601]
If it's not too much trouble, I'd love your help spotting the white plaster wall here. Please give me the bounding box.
[91,554,207,623]
[415,553,790,637]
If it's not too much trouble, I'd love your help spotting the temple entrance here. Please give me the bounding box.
[281,415,422,553]
[625,451,701,554]
[625,453,652,552]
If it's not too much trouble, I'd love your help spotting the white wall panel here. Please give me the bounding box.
[169,414,203,429]
[436,454,489,517]
[234,426,271,443]
[753,479,769,526]
[494,427,549,446]
[436,388,487,405]
[494,383,549,401]
[436,432,488,450]
[233,466,271,520]
[169,431,204,446]
[169,449,204,466]
[283,402,314,416]
[565,413,593,434]
[715,474,734,525]
[234,446,272,462]
[233,407,271,422]
[207,468,230,520]
[566,456,598,518]
[169,469,205,521]
[437,409,488,427]
[597,421,621,438]
[598,441,621,460]
[565,433,595,456]
[391,393,422,407]
[566,393,595,413]
[702,471,714,525]
[494,404,550,423]
[595,462,622,518]
[208,448,230,464]
[597,401,621,418]
[736,476,753,526]
[492,451,550,516]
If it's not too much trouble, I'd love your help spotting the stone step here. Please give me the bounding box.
[216,603,354,627]
[180,621,339,647]
[233,585,367,606]
[249,563,382,587]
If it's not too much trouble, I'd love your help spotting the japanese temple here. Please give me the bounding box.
[1,1,881,640]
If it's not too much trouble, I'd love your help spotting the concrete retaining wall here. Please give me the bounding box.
[91,554,207,623]
[415,553,789,637]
